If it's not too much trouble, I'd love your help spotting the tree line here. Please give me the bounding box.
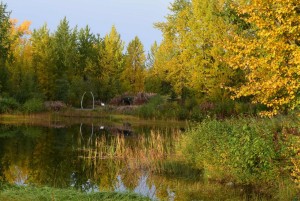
[0,2,146,107]
[0,0,299,116]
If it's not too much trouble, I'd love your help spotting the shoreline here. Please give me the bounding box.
[0,110,188,128]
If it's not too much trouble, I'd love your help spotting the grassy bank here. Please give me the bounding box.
[0,109,187,129]
[0,113,53,126]
[0,185,151,201]
[1,94,265,122]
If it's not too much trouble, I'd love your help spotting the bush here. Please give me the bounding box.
[137,95,189,120]
[0,97,20,113]
[190,107,206,121]
[137,95,164,119]
[158,101,181,119]
[22,98,44,113]
[214,100,236,118]
[44,101,66,111]
[180,116,297,185]
[137,95,265,120]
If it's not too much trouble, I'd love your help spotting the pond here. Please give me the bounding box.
[0,118,274,200]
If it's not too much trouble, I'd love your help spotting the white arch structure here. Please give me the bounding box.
[81,91,95,110]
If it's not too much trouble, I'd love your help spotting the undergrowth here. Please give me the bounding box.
[180,115,300,194]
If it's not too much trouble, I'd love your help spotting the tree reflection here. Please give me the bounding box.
[0,123,254,201]
[0,125,75,187]
[76,124,184,199]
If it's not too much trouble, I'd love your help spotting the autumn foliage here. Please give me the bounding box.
[225,0,300,116]
[0,0,299,116]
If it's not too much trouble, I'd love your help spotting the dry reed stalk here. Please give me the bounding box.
[78,129,182,173]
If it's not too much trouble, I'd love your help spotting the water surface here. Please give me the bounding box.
[0,120,272,200]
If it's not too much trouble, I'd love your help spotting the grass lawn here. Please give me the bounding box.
[0,186,151,201]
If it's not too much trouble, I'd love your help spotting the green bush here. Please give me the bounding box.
[180,117,296,185]
[136,95,164,119]
[214,100,236,118]
[137,96,266,120]
[0,97,20,113]
[177,107,189,120]
[159,101,181,119]
[22,98,44,113]
[137,96,203,120]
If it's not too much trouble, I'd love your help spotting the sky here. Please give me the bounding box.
[4,0,172,52]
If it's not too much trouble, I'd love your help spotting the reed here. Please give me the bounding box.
[77,128,182,173]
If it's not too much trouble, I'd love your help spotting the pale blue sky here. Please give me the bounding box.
[4,0,172,52]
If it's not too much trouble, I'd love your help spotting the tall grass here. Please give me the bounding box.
[77,129,183,173]
[0,97,20,114]
[77,128,199,181]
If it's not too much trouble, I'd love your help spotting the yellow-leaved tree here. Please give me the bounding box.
[187,0,234,101]
[153,0,194,101]
[7,19,33,101]
[225,0,300,116]
[152,0,236,103]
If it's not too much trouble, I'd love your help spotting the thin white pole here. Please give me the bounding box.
[81,92,86,109]
[90,92,95,110]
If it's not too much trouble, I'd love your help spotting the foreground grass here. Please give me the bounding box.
[0,186,151,201]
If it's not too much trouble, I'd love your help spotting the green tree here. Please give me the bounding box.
[0,2,12,94]
[98,26,125,100]
[145,41,161,93]
[67,25,98,106]
[52,17,78,101]
[31,24,56,100]
[121,36,146,93]
[145,41,158,69]
[77,25,97,78]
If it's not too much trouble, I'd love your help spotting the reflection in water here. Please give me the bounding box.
[134,174,157,200]
[114,175,126,192]
[5,165,27,186]
[0,123,276,200]
[75,123,183,200]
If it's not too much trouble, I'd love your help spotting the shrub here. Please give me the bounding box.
[158,101,181,119]
[133,92,156,105]
[190,106,206,121]
[137,95,164,119]
[214,100,236,118]
[0,97,20,113]
[44,101,66,111]
[22,98,44,113]
[180,117,296,185]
